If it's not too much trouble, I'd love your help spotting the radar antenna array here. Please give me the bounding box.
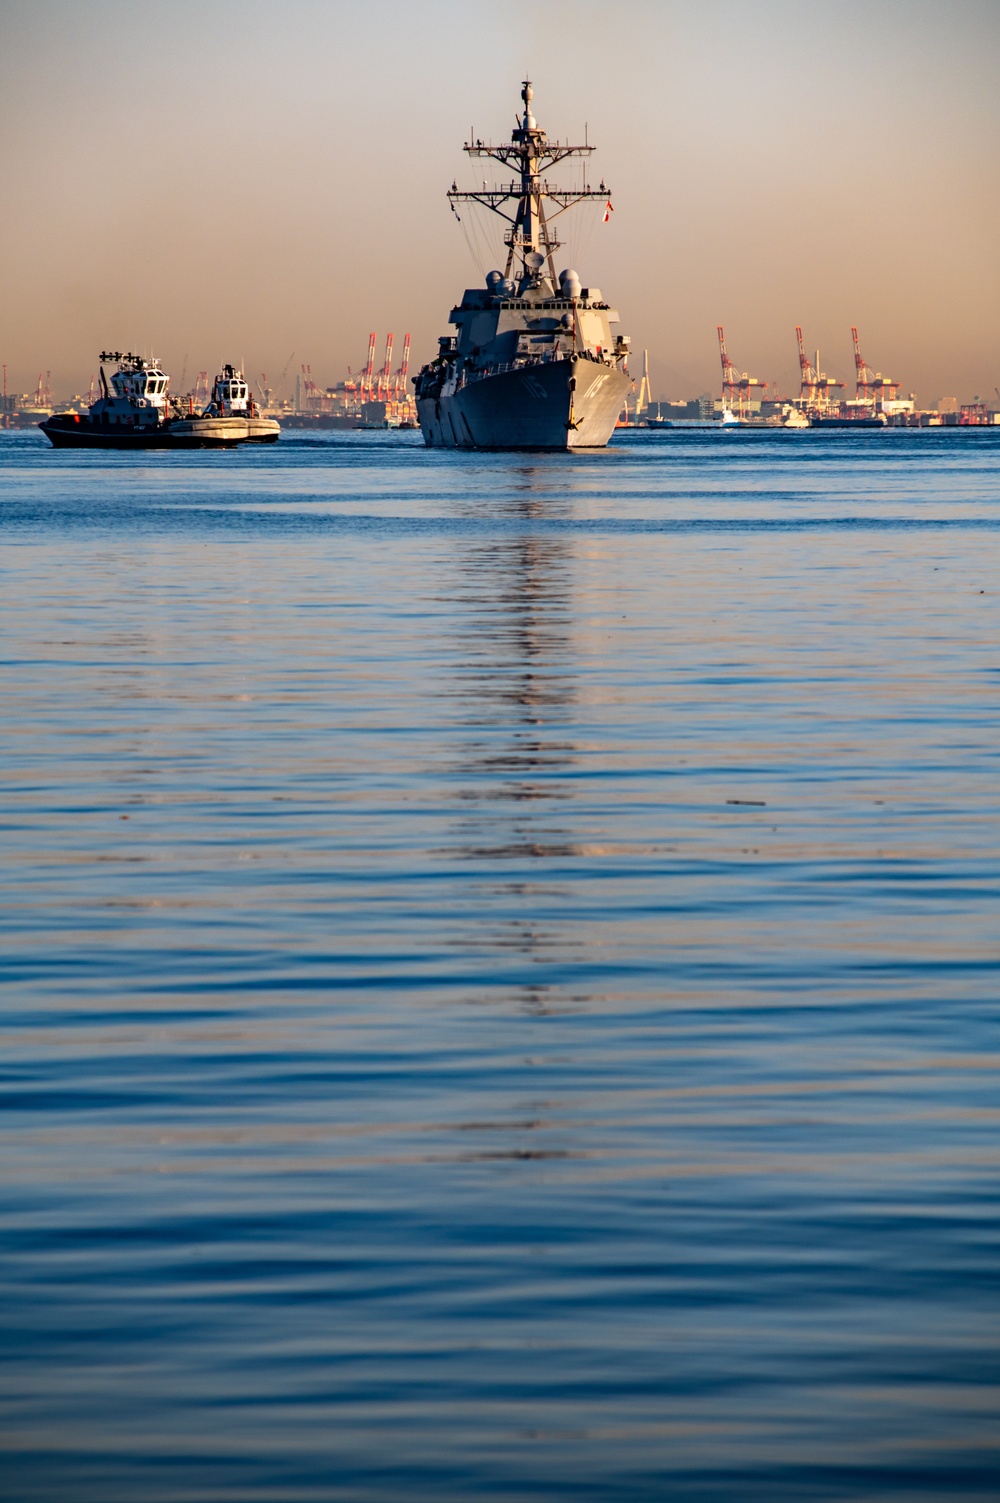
[448,81,612,283]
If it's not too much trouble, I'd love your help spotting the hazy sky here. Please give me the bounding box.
[1,0,997,402]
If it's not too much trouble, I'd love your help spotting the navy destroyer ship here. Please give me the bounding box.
[415,82,632,450]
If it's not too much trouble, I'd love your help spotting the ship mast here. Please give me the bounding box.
[448,81,611,285]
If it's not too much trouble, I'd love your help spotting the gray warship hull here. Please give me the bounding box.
[418,356,630,450]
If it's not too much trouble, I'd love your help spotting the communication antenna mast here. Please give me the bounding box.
[448,79,610,286]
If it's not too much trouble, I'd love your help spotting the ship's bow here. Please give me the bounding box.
[420,357,630,451]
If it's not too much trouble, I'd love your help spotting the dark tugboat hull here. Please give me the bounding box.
[39,415,172,449]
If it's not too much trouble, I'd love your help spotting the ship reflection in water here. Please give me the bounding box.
[1,428,999,1499]
[438,487,585,1028]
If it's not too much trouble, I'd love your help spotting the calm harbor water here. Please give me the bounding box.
[1,426,999,1501]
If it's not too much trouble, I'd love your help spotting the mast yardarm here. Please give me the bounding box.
[448,80,610,284]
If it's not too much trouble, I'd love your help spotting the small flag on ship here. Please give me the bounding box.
[603,199,614,223]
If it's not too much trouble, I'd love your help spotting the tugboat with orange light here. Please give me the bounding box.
[40,352,173,448]
[40,354,281,449]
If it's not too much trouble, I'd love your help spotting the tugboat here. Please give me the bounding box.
[168,364,278,446]
[414,82,632,450]
[40,352,172,447]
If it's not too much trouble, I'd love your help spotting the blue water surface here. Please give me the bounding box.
[1,426,999,1501]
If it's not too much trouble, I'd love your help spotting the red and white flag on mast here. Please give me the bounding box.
[602,199,614,223]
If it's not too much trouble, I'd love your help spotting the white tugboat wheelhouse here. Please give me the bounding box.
[206,364,280,442]
[414,82,632,450]
[209,366,251,415]
[105,354,170,415]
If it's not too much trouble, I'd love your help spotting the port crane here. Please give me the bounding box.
[300,364,321,406]
[376,335,394,401]
[851,327,900,406]
[392,334,412,399]
[345,333,413,406]
[346,335,377,402]
[360,334,377,402]
[717,327,764,417]
[795,327,844,413]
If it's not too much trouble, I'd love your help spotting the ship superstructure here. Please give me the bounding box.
[414,82,632,450]
[204,364,279,442]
